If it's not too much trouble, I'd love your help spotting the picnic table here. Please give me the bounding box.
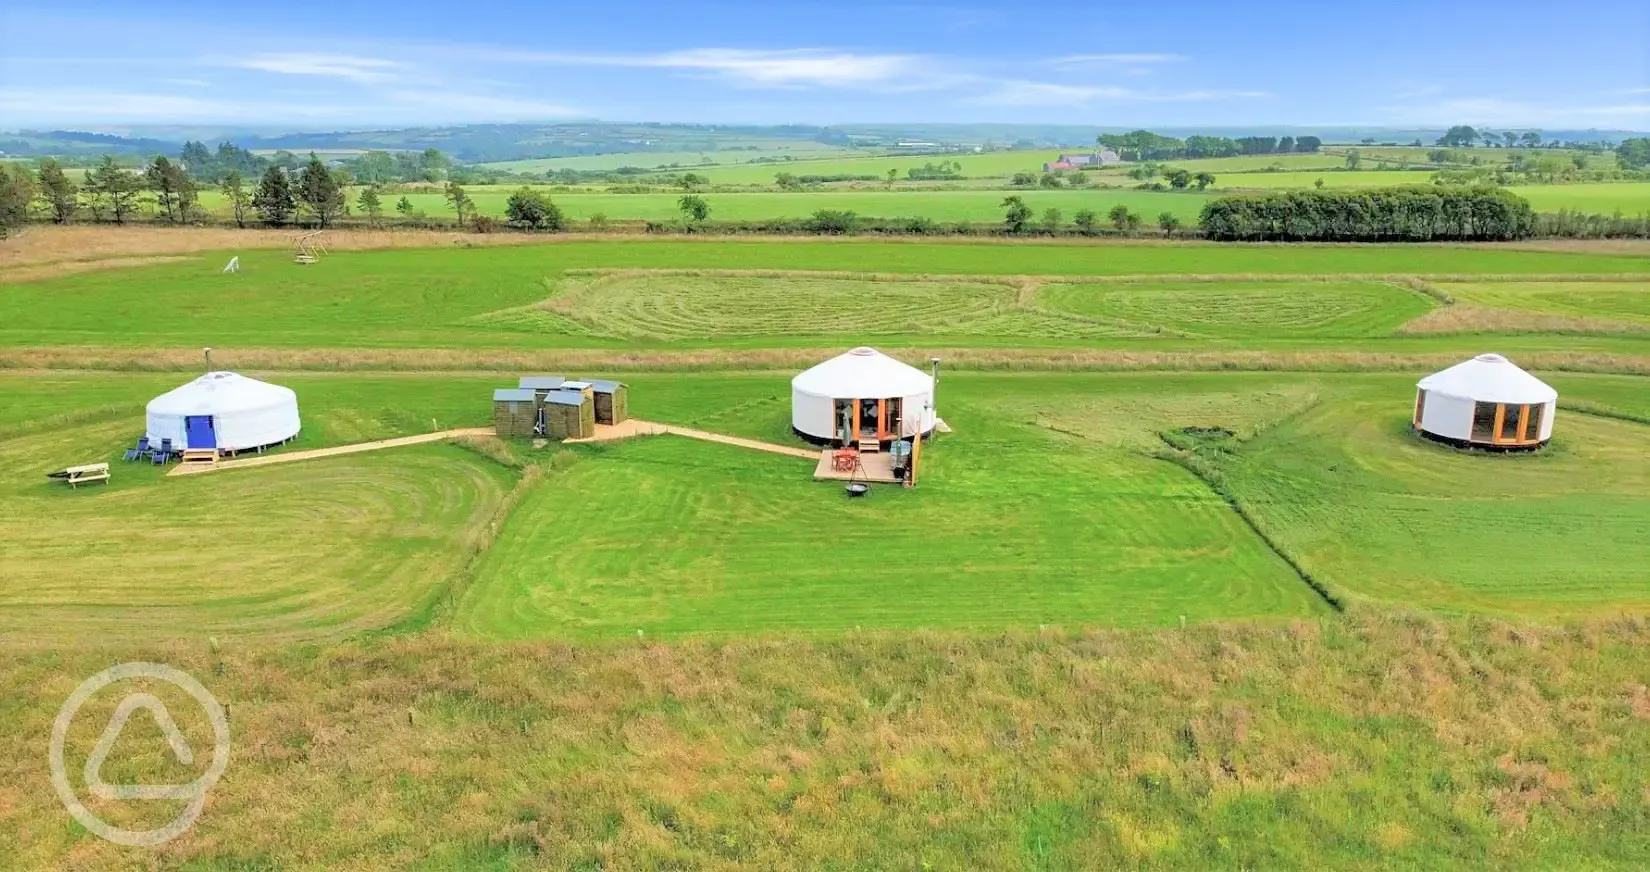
[47,462,110,489]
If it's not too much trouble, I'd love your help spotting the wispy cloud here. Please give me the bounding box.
[974,80,1268,107]
[1045,53,1187,69]
[462,46,938,89]
[234,52,404,83]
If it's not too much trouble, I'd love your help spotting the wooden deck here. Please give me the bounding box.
[568,419,818,459]
[812,450,905,484]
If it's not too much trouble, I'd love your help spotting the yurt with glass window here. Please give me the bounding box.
[792,347,936,447]
[1413,353,1556,449]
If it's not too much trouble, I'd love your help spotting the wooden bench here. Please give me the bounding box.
[47,462,110,489]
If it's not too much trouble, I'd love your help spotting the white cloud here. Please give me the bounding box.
[1045,53,1187,69]
[456,46,939,89]
[235,52,403,83]
[974,80,1268,107]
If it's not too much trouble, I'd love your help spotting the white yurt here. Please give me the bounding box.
[146,371,301,453]
[792,347,936,445]
[1413,353,1556,449]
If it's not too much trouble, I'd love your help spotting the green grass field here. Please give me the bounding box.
[474,142,856,173]
[1506,182,1650,215]
[5,231,1650,868]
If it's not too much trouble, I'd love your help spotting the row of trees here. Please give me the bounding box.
[1618,138,1650,170]
[1096,130,1323,161]
[1200,188,1537,242]
[2,153,356,229]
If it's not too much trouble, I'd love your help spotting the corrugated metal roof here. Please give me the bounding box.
[519,375,565,390]
[546,389,589,406]
[561,380,592,390]
[588,379,625,393]
[493,388,537,402]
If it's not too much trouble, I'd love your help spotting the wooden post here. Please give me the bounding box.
[851,399,861,444]
[1492,403,1507,444]
[908,402,927,488]
[1518,404,1531,442]
[876,399,887,441]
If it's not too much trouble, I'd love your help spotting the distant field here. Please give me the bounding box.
[1209,170,1439,190]
[1141,153,1349,173]
[691,150,1068,184]
[194,186,1216,223]
[476,144,855,173]
[1039,280,1434,339]
[1507,182,1650,215]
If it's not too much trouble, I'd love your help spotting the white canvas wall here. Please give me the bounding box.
[1418,390,1474,442]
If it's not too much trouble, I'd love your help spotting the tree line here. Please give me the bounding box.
[1199,188,1537,242]
[1096,130,1324,161]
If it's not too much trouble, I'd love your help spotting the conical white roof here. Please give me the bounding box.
[792,347,933,398]
[147,371,297,415]
[1418,354,1556,404]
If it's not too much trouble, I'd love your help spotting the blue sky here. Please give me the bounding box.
[2,0,1647,130]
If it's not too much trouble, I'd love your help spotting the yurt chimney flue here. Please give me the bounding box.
[203,347,213,371]
[929,357,941,420]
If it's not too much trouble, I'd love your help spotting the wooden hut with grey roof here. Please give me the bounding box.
[589,379,629,424]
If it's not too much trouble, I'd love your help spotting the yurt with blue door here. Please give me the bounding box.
[145,371,301,453]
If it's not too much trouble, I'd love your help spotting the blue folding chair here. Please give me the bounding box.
[150,438,174,465]
[124,436,150,462]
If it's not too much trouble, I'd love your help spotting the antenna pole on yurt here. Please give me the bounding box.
[203,347,213,371]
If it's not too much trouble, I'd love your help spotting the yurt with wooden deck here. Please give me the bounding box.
[792,347,935,447]
[492,388,538,437]
[543,389,596,440]
[146,371,300,453]
[590,380,629,424]
[1414,353,1556,450]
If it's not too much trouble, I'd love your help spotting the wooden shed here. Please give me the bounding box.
[544,389,596,439]
[492,388,538,438]
[589,379,629,425]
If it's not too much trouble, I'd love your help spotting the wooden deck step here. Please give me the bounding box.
[180,449,219,467]
[858,439,881,453]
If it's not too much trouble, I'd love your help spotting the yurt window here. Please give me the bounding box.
[1498,404,1526,442]
[1526,403,1544,440]
[1471,402,1499,442]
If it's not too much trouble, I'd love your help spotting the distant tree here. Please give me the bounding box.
[1108,203,1134,231]
[1502,131,1520,148]
[1345,150,1362,170]
[36,158,78,224]
[1125,211,1143,232]
[1073,208,1098,235]
[296,154,346,228]
[84,156,142,224]
[179,140,216,181]
[1158,211,1181,237]
[444,181,474,225]
[221,171,251,228]
[774,172,800,190]
[1163,168,1191,189]
[1295,135,1322,153]
[0,163,35,234]
[270,150,300,172]
[1277,136,1296,154]
[678,172,705,192]
[1314,177,1325,189]
[678,193,710,223]
[1520,131,1543,148]
[251,166,296,225]
[1193,171,1215,190]
[1436,125,1478,148]
[1066,171,1091,188]
[1010,172,1037,187]
[396,195,415,217]
[351,151,397,184]
[357,186,384,227]
[145,155,195,223]
[1040,207,1062,234]
[588,212,608,230]
[504,187,565,230]
[1617,138,1650,170]
[419,148,451,182]
[886,168,898,190]
[1038,172,1063,189]
[1000,195,1031,233]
